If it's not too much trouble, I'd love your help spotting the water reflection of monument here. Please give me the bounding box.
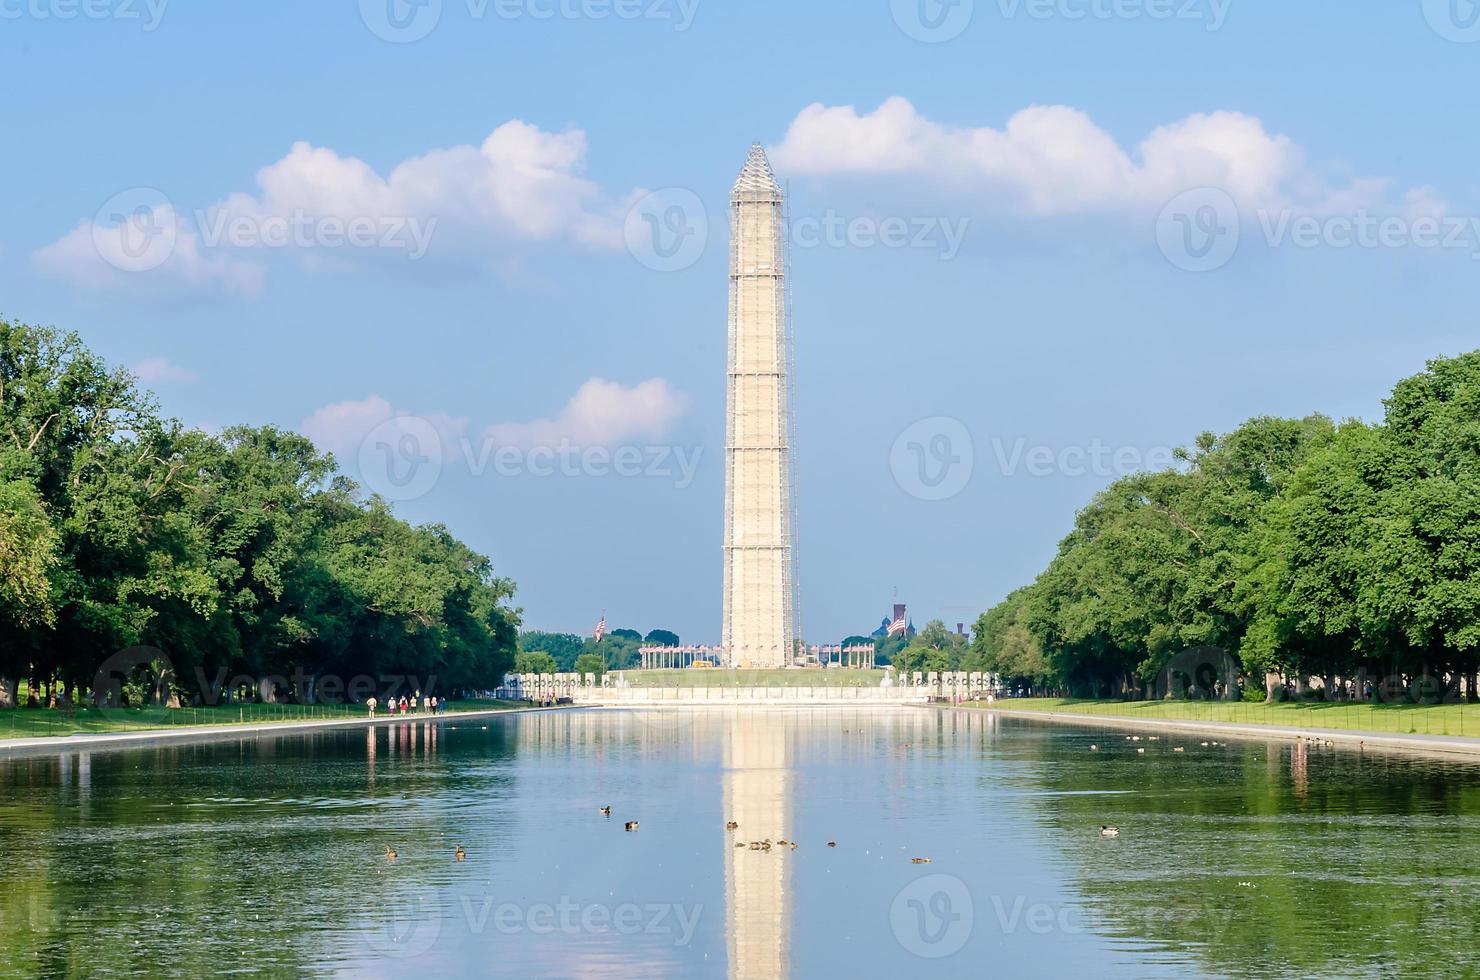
[723,711,791,979]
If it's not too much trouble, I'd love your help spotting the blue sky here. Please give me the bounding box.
[5,1,1480,643]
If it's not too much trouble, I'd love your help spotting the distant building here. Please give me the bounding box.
[869,603,916,640]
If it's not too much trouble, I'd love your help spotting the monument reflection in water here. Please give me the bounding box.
[723,712,791,979]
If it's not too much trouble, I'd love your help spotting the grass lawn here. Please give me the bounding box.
[0,698,532,740]
[620,668,888,688]
[977,697,1480,739]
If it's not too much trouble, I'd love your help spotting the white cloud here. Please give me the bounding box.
[209,120,629,252]
[34,204,264,298]
[35,120,637,298]
[770,96,1431,217]
[301,395,467,462]
[302,379,689,473]
[484,378,689,449]
[132,357,199,385]
[1402,185,1449,221]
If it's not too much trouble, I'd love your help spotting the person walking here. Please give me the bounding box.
[368,696,378,718]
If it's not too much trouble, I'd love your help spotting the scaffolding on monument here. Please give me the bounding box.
[721,143,796,669]
[784,179,801,667]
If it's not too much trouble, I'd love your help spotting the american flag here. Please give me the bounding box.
[887,617,907,637]
[594,617,606,643]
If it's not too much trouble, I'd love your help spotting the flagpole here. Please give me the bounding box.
[596,613,606,675]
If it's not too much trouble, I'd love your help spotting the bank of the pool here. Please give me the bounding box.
[0,704,588,760]
[952,704,1480,760]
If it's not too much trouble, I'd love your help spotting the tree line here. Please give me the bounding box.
[971,350,1480,702]
[0,319,519,708]
[516,628,682,678]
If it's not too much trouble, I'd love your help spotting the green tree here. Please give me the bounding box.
[514,651,558,675]
[519,632,587,671]
[0,318,519,710]
[971,589,1054,692]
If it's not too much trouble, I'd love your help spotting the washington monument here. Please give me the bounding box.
[722,144,796,668]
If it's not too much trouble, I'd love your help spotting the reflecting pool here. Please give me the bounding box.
[2,708,1478,977]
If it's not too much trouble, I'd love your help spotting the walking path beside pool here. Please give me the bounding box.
[0,703,587,760]
[964,704,1480,760]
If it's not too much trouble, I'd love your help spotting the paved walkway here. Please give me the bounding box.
[967,706,1480,760]
[0,704,582,759]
